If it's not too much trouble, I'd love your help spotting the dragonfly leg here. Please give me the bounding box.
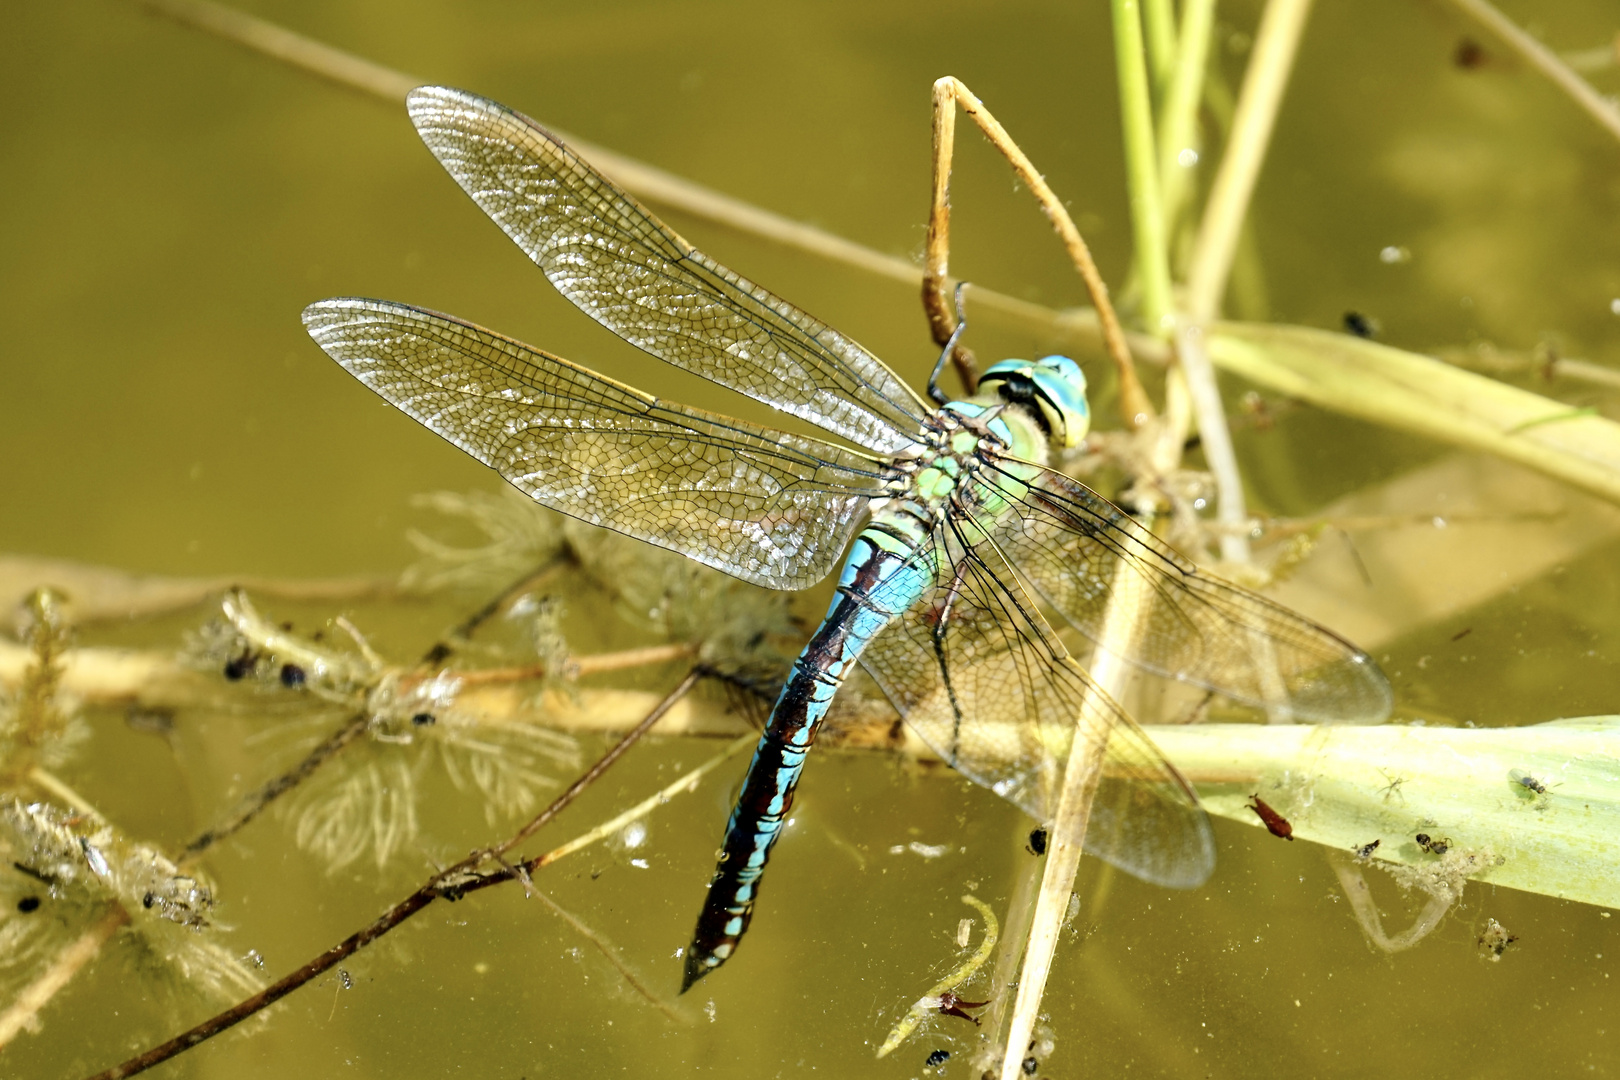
[926,283,973,405]
[927,570,969,764]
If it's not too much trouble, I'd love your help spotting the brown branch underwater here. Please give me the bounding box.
[80,667,707,1080]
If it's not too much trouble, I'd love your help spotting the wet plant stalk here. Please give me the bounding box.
[998,577,1146,1080]
[1155,0,1216,258]
[1111,0,1174,331]
[1179,0,1317,562]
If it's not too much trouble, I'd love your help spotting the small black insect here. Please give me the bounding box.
[1026,827,1048,856]
[279,663,307,688]
[223,649,259,681]
[142,892,155,909]
[1342,311,1376,339]
[1355,839,1381,860]
[411,712,436,726]
[1023,1055,1040,1075]
[925,1049,950,1068]
[1415,833,1451,856]
[1246,794,1294,840]
[17,896,40,913]
[1510,770,1549,795]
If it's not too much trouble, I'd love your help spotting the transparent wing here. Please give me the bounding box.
[405,85,931,455]
[304,298,894,590]
[858,517,1215,889]
[980,462,1393,724]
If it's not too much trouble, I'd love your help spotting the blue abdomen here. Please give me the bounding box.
[682,518,933,990]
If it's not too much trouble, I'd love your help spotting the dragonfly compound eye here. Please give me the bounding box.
[978,355,1090,449]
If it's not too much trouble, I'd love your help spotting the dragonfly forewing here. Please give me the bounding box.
[405,86,932,455]
[982,463,1394,724]
[303,298,894,590]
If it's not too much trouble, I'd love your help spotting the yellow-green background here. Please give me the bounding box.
[2,1,1618,1077]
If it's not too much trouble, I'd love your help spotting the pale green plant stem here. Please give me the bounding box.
[998,617,1140,1080]
[1117,0,1255,568]
[1141,0,1179,98]
[1156,0,1217,236]
[1111,0,1174,331]
[1185,0,1313,320]
[1179,0,1315,563]
[1175,323,1252,562]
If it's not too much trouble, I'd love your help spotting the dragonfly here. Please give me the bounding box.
[302,86,1393,992]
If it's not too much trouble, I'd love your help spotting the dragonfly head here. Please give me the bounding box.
[976,355,1090,449]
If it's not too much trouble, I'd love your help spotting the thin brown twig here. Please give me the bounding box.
[80,667,705,1080]
[481,667,703,863]
[179,711,371,860]
[925,77,1156,428]
[922,78,979,393]
[417,557,570,668]
[134,0,417,99]
[128,0,1121,358]
[530,888,682,1023]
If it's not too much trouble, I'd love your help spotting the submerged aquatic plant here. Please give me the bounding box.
[405,488,797,670]
[0,799,262,1022]
[185,587,585,870]
[0,590,89,788]
[169,491,792,875]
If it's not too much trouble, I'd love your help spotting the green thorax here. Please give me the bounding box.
[879,354,1092,543]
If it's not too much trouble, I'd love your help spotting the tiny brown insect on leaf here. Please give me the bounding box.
[1246,794,1294,840]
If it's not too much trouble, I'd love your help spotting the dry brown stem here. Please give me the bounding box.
[925,77,1155,426]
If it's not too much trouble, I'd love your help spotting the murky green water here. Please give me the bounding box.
[2,0,1619,1077]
